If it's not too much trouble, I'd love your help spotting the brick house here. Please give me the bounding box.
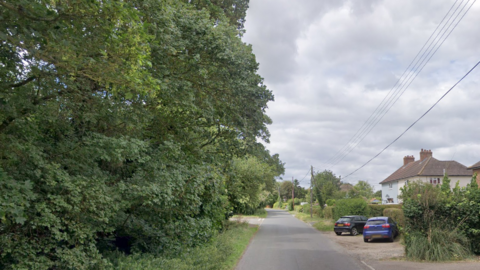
[379,149,473,204]
[467,161,480,186]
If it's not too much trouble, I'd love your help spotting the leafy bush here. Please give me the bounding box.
[325,199,335,206]
[367,204,402,217]
[383,208,405,227]
[324,206,335,219]
[287,200,294,211]
[313,206,323,217]
[333,199,368,220]
[294,205,303,212]
[401,178,480,257]
[254,209,268,218]
[405,227,471,261]
[294,198,301,205]
[299,204,322,217]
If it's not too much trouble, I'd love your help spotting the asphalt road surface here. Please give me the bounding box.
[236,209,368,270]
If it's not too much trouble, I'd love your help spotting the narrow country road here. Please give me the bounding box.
[236,209,367,270]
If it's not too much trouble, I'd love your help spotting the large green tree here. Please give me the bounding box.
[0,0,281,268]
[313,170,342,206]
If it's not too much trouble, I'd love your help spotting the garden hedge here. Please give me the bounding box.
[367,204,402,217]
[383,208,405,227]
[334,199,368,220]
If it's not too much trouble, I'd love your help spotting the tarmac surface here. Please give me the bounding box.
[236,209,368,270]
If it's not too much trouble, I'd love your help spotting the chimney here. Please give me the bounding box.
[403,155,415,165]
[420,149,433,161]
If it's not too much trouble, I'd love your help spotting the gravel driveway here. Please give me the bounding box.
[321,231,405,261]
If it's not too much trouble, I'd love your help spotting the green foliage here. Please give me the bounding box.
[367,204,402,217]
[313,206,323,218]
[313,220,334,231]
[106,221,256,270]
[313,170,341,206]
[325,199,335,206]
[333,199,368,220]
[373,190,382,198]
[383,208,405,227]
[227,155,277,214]
[405,228,471,261]
[0,0,283,268]
[279,180,307,200]
[401,178,480,257]
[324,206,335,220]
[299,204,322,217]
[351,181,374,198]
[294,205,303,212]
[253,209,267,219]
[287,200,294,211]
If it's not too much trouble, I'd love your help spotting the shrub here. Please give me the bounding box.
[333,199,367,220]
[405,227,471,261]
[367,204,402,217]
[294,205,303,212]
[287,200,294,211]
[383,208,405,227]
[325,199,335,206]
[312,206,323,218]
[254,209,267,218]
[294,198,301,205]
[324,206,335,219]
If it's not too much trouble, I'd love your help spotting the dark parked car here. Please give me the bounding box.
[334,215,368,236]
[363,216,399,242]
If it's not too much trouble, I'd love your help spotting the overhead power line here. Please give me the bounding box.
[342,61,480,180]
[321,0,476,170]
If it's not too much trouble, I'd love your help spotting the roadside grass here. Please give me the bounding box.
[290,211,335,231]
[105,221,257,270]
[233,208,268,219]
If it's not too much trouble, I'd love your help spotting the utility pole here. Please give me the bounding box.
[292,176,294,209]
[310,166,314,218]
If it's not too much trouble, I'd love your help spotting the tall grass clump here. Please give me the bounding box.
[405,227,471,261]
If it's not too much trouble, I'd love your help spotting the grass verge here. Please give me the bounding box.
[232,208,268,219]
[290,211,335,231]
[105,221,257,270]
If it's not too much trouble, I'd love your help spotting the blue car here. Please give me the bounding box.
[363,216,398,242]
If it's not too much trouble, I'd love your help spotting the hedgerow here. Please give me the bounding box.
[400,176,480,260]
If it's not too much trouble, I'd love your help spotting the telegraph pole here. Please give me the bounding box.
[292,176,294,209]
[310,165,314,218]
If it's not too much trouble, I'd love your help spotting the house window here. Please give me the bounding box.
[388,183,393,189]
[387,198,394,203]
[430,177,441,185]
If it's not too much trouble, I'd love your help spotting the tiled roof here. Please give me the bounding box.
[380,157,472,184]
[468,161,480,170]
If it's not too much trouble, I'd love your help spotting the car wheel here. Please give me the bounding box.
[363,238,368,243]
[389,235,394,242]
[351,227,358,236]
[335,232,342,236]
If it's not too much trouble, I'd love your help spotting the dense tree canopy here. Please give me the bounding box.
[0,0,281,268]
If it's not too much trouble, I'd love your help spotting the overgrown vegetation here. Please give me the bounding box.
[105,221,257,270]
[401,175,480,261]
[0,0,283,268]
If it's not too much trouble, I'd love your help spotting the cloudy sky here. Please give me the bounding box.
[242,0,480,190]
